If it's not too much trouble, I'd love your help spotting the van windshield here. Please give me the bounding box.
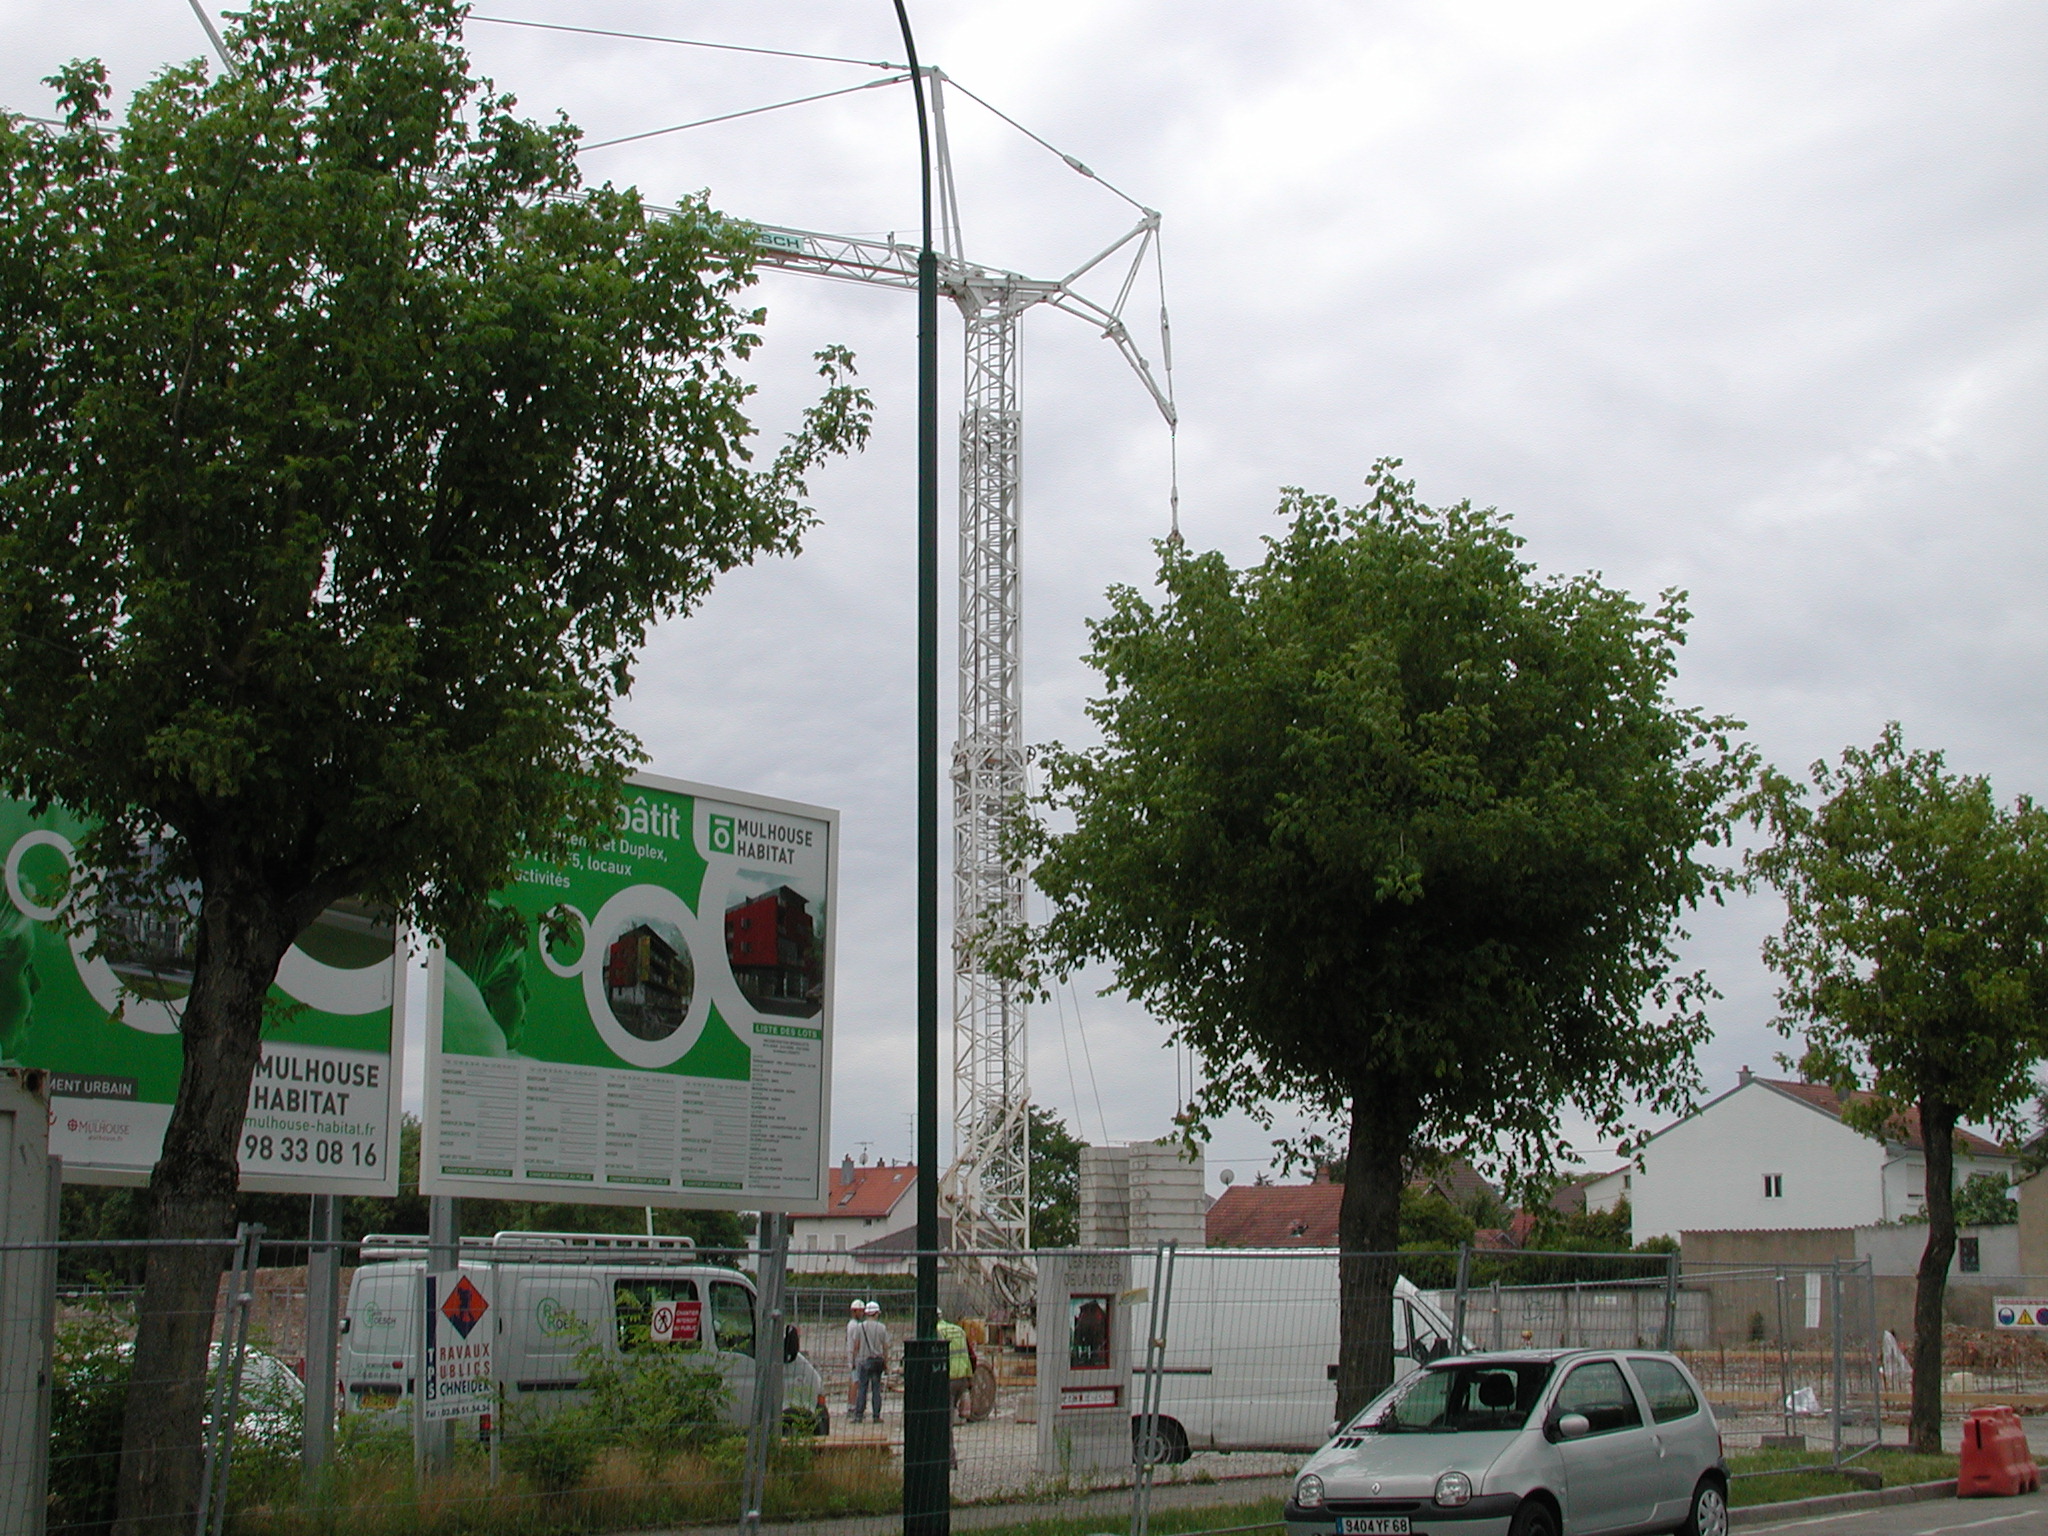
[1353,1361,1554,1434]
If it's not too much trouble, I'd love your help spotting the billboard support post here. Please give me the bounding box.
[303,1195,341,1489]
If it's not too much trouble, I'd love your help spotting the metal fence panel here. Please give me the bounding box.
[12,1237,2031,1536]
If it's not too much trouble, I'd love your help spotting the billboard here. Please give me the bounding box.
[0,797,402,1193]
[422,774,835,1212]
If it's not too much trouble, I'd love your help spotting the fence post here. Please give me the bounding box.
[198,1223,262,1536]
[1131,1241,1177,1536]
[0,1070,60,1536]
[1452,1244,1471,1349]
[740,1212,792,1535]
[1829,1259,1844,1467]
[302,1196,340,1491]
[1865,1262,1884,1447]
[1490,1279,1503,1351]
[1661,1250,1679,1351]
[1773,1269,1793,1444]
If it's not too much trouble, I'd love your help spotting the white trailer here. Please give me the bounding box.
[1124,1251,1464,1458]
[341,1232,830,1431]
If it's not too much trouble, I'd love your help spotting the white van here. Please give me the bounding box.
[1123,1252,1465,1459]
[341,1232,831,1432]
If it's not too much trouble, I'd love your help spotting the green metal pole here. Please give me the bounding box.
[892,5,950,1533]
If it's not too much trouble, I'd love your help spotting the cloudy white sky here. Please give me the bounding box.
[6,1,2044,1191]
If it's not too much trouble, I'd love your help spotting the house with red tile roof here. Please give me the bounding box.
[789,1156,918,1273]
[1621,1069,2017,1243]
[1204,1161,1516,1248]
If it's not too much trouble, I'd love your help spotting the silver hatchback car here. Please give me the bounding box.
[1286,1349,1726,1536]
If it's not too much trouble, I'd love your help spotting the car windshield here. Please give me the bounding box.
[1352,1361,1556,1433]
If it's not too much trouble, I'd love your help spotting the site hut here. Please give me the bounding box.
[724,886,821,1016]
[605,923,691,1039]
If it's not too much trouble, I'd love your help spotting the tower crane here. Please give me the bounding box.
[746,69,1176,1310]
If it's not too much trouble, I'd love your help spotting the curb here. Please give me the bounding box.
[1732,1478,1959,1527]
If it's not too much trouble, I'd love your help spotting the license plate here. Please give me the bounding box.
[1339,1521,1410,1535]
[356,1392,400,1412]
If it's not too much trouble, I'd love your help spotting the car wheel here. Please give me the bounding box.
[1677,1477,1728,1536]
[1508,1497,1559,1536]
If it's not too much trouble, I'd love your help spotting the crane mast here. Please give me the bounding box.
[745,71,1172,1310]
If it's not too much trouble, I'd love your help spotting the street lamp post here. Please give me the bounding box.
[891,5,951,1534]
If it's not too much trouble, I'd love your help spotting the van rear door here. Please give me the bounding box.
[341,1266,418,1412]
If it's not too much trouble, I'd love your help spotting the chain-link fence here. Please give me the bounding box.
[9,1234,2025,1536]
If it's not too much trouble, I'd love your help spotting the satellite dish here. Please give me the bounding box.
[1220,1168,1236,1185]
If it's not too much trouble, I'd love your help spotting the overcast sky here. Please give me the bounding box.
[6,1,2044,1192]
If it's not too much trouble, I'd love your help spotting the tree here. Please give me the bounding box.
[0,4,869,1527]
[1745,724,2048,1450]
[1020,465,1745,1419]
[1027,1105,1083,1248]
[1951,1172,2019,1228]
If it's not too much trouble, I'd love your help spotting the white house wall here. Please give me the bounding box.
[1633,1083,1888,1240]
[1855,1222,2020,1277]
[1877,1152,2003,1224]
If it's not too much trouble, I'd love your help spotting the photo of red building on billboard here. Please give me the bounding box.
[604,922,693,1040]
[723,885,823,1018]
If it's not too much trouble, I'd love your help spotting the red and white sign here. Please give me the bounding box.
[651,1299,702,1344]
[1059,1385,1121,1411]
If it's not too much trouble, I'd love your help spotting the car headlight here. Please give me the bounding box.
[1296,1473,1326,1509]
[1434,1471,1473,1507]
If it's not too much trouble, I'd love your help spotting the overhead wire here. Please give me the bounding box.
[938,74,1150,215]
[578,74,911,152]
[468,14,904,72]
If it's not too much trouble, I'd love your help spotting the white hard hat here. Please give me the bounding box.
[864,1300,882,1315]
[850,1299,866,1313]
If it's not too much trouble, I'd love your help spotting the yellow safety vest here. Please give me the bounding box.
[937,1319,972,1379]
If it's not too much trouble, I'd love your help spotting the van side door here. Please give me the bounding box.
[507,1273,605,1400]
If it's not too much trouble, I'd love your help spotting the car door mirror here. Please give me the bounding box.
[1553,1412,1592,1441]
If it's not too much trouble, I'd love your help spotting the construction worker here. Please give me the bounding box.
[936,1310,977,1421]
[845,1299,866,1413]
[852,1300,890,1422]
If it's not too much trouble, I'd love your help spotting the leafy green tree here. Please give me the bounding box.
[0,3,868,1526]
[1951,1172,2019,1228]
[1020,465,1746,1418]
[1746,724,2048,1449]
[1398,1188,1476,1250]
[1027,1105,1083,1248]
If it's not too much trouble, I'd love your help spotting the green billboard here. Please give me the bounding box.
[421,774,836,1212]
[0,797,402,1193]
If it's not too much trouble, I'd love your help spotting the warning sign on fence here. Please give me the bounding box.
[1994,1297,2048,1330]
[423,1269,494,1421]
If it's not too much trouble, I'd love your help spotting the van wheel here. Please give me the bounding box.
[1131,1416,1191,1466]
[1677,1477,1727,1536]
[1508,1497,1558,1536]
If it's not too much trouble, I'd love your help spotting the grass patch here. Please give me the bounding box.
[959,1500,1284,1536]
[1724,1447,1956,1508]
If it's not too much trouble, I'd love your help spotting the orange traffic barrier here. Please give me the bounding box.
[1958,1404,2040,1498]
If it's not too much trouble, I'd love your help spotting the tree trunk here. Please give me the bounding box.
[1908,1095,1957,1455]
[1334,1090,1408,1423]
[113,871,305,1536]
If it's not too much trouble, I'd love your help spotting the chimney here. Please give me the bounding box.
[1738,1065,1752,1087]
[841,1153,854,1184]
